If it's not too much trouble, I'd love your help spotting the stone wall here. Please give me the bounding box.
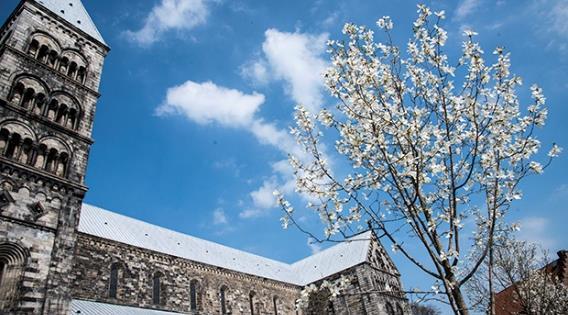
[71,231,411,315]
[71,233,301,315]
[304,233,410,315]
[306,264,410,315]
[0,1,108,313]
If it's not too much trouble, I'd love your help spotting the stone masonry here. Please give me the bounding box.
[0,0,108,313]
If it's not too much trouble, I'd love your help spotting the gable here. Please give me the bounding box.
[367,232,400,275]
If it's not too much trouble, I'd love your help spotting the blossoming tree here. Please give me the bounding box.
[276,5,561,314]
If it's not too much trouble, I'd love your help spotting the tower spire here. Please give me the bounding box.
[36,0,106,45]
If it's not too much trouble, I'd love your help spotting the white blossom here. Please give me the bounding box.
[548,144,562,157]
[529,161,543,174]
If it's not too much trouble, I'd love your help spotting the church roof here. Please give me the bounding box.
[35,0,106,45]
[70,299,182,314]
[291,233,372,284]
[78,204,372,286]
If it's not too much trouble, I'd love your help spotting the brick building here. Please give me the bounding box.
[494,250,568,315]
[0,1,410,314]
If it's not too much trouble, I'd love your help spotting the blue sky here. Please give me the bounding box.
[2,0,568,306]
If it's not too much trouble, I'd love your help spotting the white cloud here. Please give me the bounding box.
[240,59,270,86]
[322,11,340,29]
[238,208,263,219]
[158,80,308,219]
[158,80,305,160]
[517,216,556,250]
[212,208,228,225]
[550,2,568,35]
[125,0,213,45]
[160,29,331,221]
[542,1,568,53]
[238,160,298,219]
[243,29,329,112]
[250,120,308,159]
[250,179,278,210]
[157,81,264,127]
[454,0,482,21]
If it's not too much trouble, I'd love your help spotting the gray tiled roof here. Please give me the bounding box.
[79,204,372,286]
[70,299,182,315]
[36,0,106,45]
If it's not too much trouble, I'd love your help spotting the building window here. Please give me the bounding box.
[190,279,199,311]
[152,272,162,305]
[109,263,120,299]
[249,291,256,315]
[385,302,395,315]
[0,243,28,311]
[273,296,278,315]
[220,286,228,314]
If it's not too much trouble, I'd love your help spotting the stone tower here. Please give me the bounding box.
[0,0,108,314]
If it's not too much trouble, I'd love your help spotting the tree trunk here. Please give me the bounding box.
[488,244,496,315]
[450,286,470,315]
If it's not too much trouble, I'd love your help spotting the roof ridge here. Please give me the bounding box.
[82,203,291,267]
[71,0,105,41]
[290,231,372,266]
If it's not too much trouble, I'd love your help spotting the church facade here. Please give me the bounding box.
[0,1,410,314]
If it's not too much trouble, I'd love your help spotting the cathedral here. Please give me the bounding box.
[0,1,409,314]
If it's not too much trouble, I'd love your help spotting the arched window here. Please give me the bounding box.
[249,291,256,315]
[59,57,69,73]
[55,152,69,177]
[273,296,279,315]
[46,99,58,121]
[189,279,199,311]
[68,62,78,79]
[28,39,39,56]
[77,66,86,83]
[48,93,81,130]
[8,83,24,105]
[48,50,58,68]
[34,144,47,169]
[67,108,77,129]
[4,134,21,159]
[0,122,37,165]
[385,302,395,315]
[19,139,33,165]
[152,272,162,305]
[37,45,49,62]
[0,243,28,311]
[21,88,35,109]
[220,286,228,314]
[9,77,48,111]
[33,93,46,116]
[45,148,58,173]
[55,104,68,124]
[109,263,120,299]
